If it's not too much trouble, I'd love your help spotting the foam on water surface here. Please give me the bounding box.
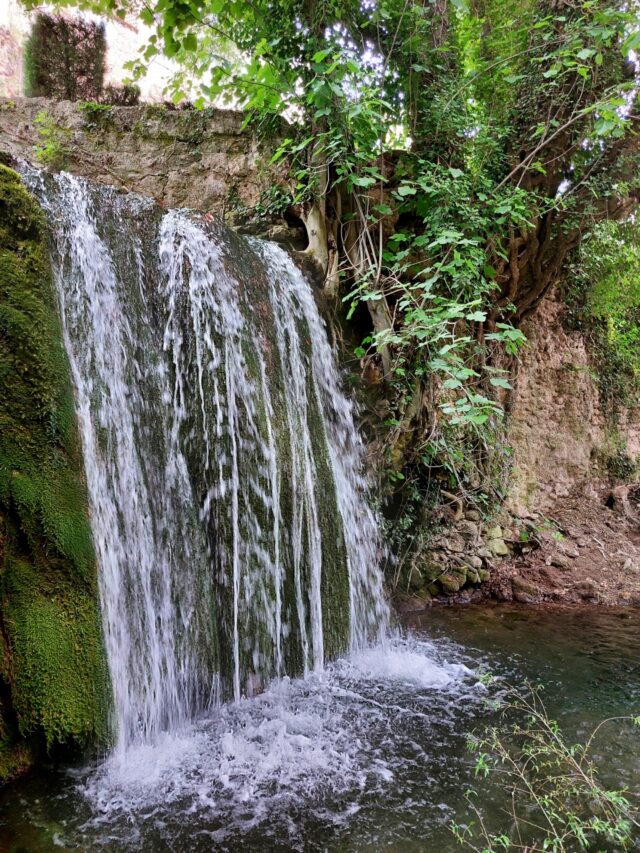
[71,636,479,847]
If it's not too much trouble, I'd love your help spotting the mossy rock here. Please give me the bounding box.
[421,561,446,583]
[407,567,425,591]
[439,574,462,594]
[0,166,111,773]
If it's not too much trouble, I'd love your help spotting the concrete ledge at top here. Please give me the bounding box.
[0,97,276,213]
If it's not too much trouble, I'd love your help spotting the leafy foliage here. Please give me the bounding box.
[33,109,71,169]
[566,219,640,419]
[453,685,640,852]
[27,0,640,511]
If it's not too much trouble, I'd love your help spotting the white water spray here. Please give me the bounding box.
[23,169,388,752]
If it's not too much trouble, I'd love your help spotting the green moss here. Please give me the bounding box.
[77,101,114,131]
[4,558,109,746]
[0,166,111,771]
[0,736,33,783]
[32,110,71,171]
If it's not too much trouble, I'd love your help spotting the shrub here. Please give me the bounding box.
[23,13,106,101]
[452,685,640,852]
[102,83,140,106]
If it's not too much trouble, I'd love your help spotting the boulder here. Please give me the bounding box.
[439,574,462,594]
[511,576,541,603]
[439,533,466,554]
[457,519,479,541]
[549,553,571,570]
[489,537,510,557]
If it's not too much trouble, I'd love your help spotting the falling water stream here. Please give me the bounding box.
[22,168,388,754]
[4,171,638,852]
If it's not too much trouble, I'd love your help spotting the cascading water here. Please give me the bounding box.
[22,168,388,754]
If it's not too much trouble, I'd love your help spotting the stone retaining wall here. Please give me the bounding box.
[0,97,276,216]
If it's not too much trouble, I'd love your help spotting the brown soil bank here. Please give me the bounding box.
[397,486,640,611]
[488,486,640,607]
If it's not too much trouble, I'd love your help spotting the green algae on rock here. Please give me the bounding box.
[0,165,111,780]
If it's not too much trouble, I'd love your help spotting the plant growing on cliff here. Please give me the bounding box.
[566,218,640,419]
[33,109,71,170]
[452,686,640,852]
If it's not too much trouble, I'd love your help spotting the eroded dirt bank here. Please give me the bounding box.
[397,487,640,612]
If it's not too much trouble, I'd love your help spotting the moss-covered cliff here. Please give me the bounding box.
[0,165,110,781]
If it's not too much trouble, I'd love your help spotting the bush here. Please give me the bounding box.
[102,83,140,106]
[23,13,106,101]
[452,685,640,852]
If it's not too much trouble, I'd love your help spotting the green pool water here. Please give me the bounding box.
[1,604,638,852]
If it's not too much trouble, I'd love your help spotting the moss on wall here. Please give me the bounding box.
[0,165,111,779]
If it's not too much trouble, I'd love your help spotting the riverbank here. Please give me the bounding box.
[396,486,640,611]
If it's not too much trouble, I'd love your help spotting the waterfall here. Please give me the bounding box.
[22,169,388,754]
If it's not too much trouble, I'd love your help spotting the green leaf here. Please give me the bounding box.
[140,6,155,25]
[489,376,512,389]
[623,31,640,54]
[351,175,377,188]
[312,48,333,63]
[183,32,197,52]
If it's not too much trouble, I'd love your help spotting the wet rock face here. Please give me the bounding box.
[0,98,278,218]
[0,166,111,780]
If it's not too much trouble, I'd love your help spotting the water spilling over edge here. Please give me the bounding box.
[21,167,388,753]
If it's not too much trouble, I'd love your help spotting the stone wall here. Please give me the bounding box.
[0,97,276,215]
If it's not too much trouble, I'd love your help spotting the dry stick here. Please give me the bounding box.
[592,536,607,558]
